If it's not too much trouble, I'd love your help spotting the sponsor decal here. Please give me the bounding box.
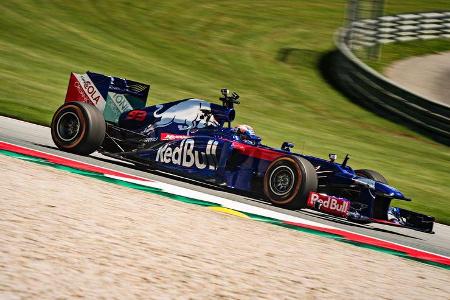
[65,73,91,104]
[104,92,134,123]
[160,133,190,141]
[73,73,106,111]
[156,139,219,170]
[307,192,350,217]
[109,92,133,114]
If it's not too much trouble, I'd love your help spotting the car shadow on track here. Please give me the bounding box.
[298,209,421,239]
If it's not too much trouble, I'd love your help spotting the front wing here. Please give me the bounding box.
[306,192,434,233]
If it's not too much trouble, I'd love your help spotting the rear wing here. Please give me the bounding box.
[65,71,150,123]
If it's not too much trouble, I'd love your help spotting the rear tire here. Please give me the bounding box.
[51,101,106,155]
[355,169,388,184]
[263,156,317,210]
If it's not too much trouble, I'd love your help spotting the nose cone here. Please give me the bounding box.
[375,182,405,199]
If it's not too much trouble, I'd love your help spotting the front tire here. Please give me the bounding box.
[51,101,106,155]
[355,169,388,184]
[263,156,317,209]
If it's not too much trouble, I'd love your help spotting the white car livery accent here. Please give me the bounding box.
[73,73,106,111]
[156,139,219,170]
[152,99,219,131]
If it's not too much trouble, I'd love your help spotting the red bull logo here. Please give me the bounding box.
[307,192,350,217]
[156,139,219,170]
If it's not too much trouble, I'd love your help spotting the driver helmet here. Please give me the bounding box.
[234,125,260,145]
[235,124,255,136]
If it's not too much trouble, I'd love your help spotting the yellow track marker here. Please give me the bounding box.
[209,206,250,219]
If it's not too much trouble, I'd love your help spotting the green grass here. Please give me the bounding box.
[0,0,449,223]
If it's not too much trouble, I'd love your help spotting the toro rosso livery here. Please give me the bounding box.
[51,71,435,233]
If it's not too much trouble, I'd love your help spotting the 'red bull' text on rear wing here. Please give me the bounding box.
[65,71,150,124]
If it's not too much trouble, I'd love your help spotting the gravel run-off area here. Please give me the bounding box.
[0,155,449,299]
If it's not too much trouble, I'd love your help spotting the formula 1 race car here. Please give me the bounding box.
[51,71,435,233]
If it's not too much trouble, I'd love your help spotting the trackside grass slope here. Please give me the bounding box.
[0,1,449,223]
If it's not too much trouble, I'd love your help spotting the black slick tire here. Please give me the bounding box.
[355,169,388,184]
[263,155,317,210]
[51,101,106,155]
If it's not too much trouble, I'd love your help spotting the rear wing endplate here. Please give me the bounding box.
[65,71,150,123]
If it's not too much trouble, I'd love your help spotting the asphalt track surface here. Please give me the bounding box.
[386,51,450,107]
[1,116,449,258]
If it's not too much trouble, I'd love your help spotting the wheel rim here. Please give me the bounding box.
[56,111,81,142]
[269,165,295,196]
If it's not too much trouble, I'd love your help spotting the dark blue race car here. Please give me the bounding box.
[50,72,435,233]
